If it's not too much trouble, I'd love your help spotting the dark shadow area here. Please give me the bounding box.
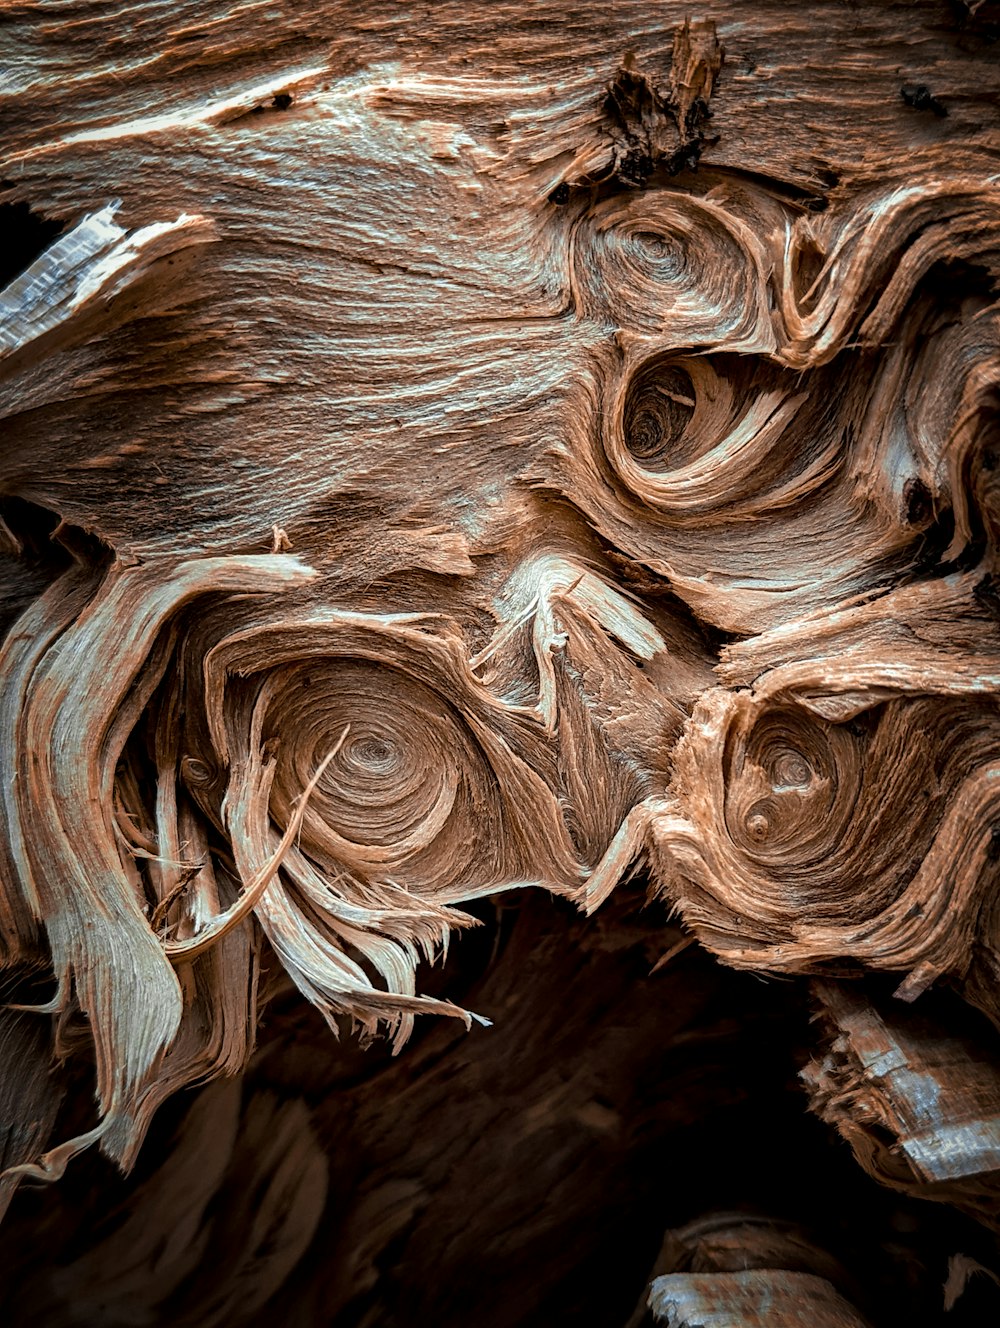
[3,888,998,1326]
[0,195,65,289]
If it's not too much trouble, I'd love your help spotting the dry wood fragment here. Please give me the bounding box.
[647,1269,870,1328]
[804,980,1000,1231]
[1,0,1000,1322]
[626,1210,869,1328]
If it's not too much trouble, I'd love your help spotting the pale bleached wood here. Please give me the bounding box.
[648,1270,870,1327]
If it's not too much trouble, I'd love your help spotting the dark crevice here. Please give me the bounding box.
[900,83,948,117]
[0,496,71,567]
[0,496,115,587]
[0,193,65,289]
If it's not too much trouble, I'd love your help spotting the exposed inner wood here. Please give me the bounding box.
[804,979,1000,1231]
[647,1270,871,1328]
[1,1,1000,1323]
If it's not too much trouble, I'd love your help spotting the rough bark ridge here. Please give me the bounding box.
[1,1,1000,1323]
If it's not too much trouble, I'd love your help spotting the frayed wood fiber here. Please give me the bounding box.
[1,2,1000,1322]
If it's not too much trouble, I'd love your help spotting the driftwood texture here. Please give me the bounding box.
[2,0,1000,1323]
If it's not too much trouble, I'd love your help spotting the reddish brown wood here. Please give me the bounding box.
[1,2,1000,1323]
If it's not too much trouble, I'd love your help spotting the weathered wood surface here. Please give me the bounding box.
[625,1209,871,1327]
[2,0,1000,1322]
[804,979,1000,1229]
[648,1270,870,1328]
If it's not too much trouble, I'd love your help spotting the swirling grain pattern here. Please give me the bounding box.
[0,3,998,1218]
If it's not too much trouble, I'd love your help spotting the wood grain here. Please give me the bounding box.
[1,1,1000,1321]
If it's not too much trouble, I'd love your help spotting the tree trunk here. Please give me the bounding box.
[2,1,1000,1324]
